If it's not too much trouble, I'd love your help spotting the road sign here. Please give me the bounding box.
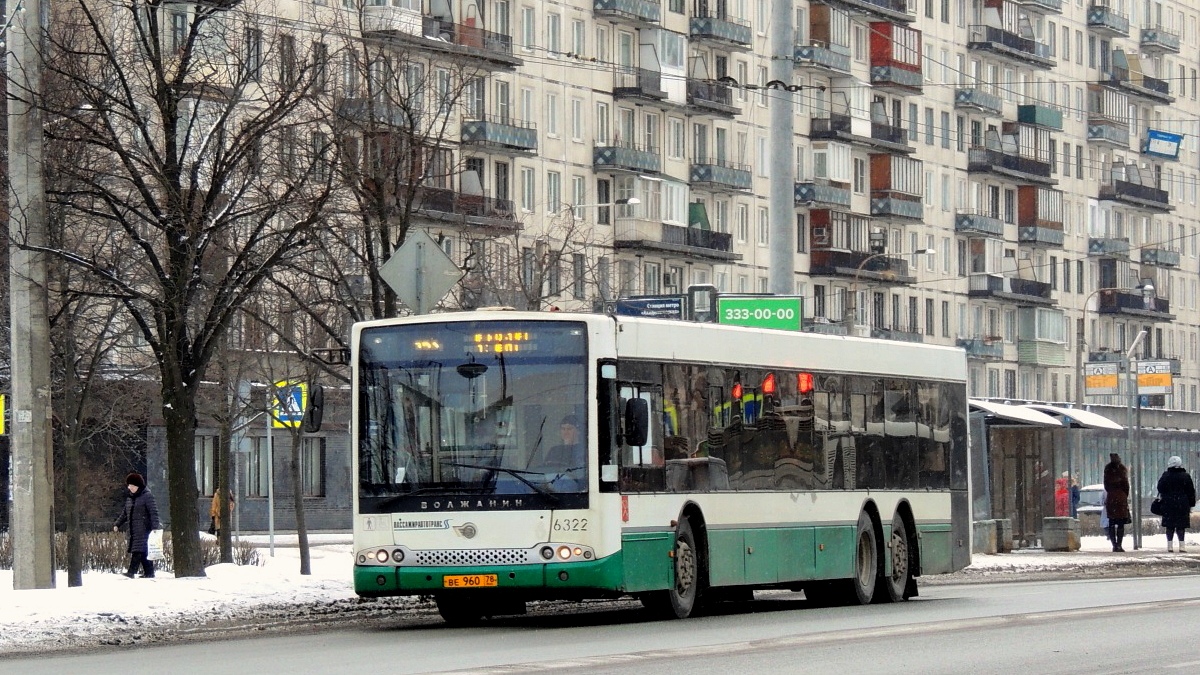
[1135,360,1173,395]
[379,230,462,314]
[1084,362,1120,396]
[716,296,803,331]
[272,380,307,428]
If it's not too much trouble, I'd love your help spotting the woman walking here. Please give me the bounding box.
[113,472,161,578]
[1103,453,1132,552]
[1157,456,1197,552]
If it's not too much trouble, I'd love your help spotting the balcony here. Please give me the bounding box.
[1087,4,1129,37]
[1141,26,1181,54]
[1087,119,1130,147]
[869,23,923,94]
[795,180,852,208]
[370,16,522,69]
[810,249,915,283]
[968,275,1055,305]
[1087,237,1130,257]
[967,147,1055,185]
[594,141,660,174]
[795,43,852,75]
[955,87,1004,116]
[336,98,414,127]
[613,67,667,102]
[460,115,538,154]
[1018,340,1067,366]
[689,159,753,192]
[1141,247,1181,267]
[1100,66,1173,105]
[968,25,1055,69]
[1018,224,1064,246]
[803,319,850,336]
[686,80,740,117]
[870,195,923,220]
[870,65,922,94]
[613,221,740,261]
[957,337,1005,360]
[809,113,912,153]
[593,0,661,26]
[689,11,752,48]
[415,187,519,232]
[1017,104,1064,130]
[955,210,1005,237]
[871,327,924,343]
[1014,0,1062,13]
[1018,185,1064,247]
[816,0,913,23]
[1099,179,1172,212]
[1097,289,1174,321]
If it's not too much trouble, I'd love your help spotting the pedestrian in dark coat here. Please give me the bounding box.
[113,472,161,578]
[1157,456,1197,553]
[1103,453,1131,552]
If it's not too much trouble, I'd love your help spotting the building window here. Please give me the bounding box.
[248,437,270,497]
[520,167,535,211]
[194,435,219,497]
[757,207,769,245]
[244,28,263,81]
[572,253,586,299]
[301,437,326,497]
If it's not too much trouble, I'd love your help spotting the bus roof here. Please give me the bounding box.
[353,310,967,382]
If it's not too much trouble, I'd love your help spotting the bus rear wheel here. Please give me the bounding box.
[876,512,912,603]
[847,510,878,605]
[641,517,701,619]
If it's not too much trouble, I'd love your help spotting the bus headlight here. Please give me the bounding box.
[557,546,571,560]
[375,549,390,564]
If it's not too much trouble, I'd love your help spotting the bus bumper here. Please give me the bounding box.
[355,553,626,597]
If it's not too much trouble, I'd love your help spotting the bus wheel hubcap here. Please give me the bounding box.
[857,532,873,586]
[891,532,908,583]
[676,541,695,595]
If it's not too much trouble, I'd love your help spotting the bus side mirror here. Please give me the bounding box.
[624,398,649,447]
[303,384,324,433]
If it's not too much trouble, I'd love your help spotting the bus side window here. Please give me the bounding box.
[617,384,665,492]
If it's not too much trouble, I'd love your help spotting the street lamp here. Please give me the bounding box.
[845,248,935,333]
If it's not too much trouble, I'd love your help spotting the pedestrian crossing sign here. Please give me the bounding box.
[271,380,307,429]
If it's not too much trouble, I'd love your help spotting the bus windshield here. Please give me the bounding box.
[357,320,589,513]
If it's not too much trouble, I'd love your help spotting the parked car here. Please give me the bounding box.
[1076,484,1105,516]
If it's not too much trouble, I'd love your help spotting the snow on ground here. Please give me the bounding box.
[1,531,1198,655]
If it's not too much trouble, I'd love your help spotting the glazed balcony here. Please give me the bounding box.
[869,22,923,94]
[613,221,740,261]
[1141,247,1181,267]
[1099,179,1172,212]
[795,180,852,208]
[1018,340,1067,366]
[967,146,1055,185]
[1141,26,1181,54]
[1087,4,1129,37]
[955,210,1005,237]
[1087,118,1130,148]
[1017,104,1064,131]
[613,67,667,102]
[1087,237,1130,257]
[460,114,538,154]
[593,141,661,174]
[593,0,661,26]
[415,187,519,232]
[689,11,752,48]
[969,275,1055,305]
[1100,66,1173,105]
[686,80,740,117]
[957,337,1005,360]
[794,43,852,75]
[810,249,915,283]
[816,0,912,24]
[689,158,753,192]
[1018,186,1064,247]
[955,87,1004,116]
[1097,289,1174,321]
[968,25,1055,69]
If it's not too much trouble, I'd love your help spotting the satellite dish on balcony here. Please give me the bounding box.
[461,169,484,196]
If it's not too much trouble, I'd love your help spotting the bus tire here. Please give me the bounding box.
[641,517,701,619]
[435,593,485,626]
[847,510,877,605]
[876,511,912,603]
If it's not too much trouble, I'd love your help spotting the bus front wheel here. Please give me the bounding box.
[641,517,701,619]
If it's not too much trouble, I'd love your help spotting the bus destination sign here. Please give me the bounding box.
[716,296,803,331]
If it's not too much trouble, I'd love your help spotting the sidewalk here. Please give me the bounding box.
[955,532,1200,580]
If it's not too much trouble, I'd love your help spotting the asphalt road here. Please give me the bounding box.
[6,575,1200,675]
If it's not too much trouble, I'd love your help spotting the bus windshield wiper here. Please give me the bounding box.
[443,462,559,503]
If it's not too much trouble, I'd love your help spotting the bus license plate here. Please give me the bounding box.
[443,574,498,588]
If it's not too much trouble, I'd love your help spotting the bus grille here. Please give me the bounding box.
[414,548,533,566]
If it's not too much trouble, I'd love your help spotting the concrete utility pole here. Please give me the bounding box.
[7,0,57,588]
[768,0,795,296]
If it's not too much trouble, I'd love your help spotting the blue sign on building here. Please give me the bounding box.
[609,296,686,320]
[1143,129,1183,160]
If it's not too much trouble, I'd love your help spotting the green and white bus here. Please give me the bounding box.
[351,310,970,623]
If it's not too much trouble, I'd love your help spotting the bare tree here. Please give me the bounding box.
[28,0,335,575]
